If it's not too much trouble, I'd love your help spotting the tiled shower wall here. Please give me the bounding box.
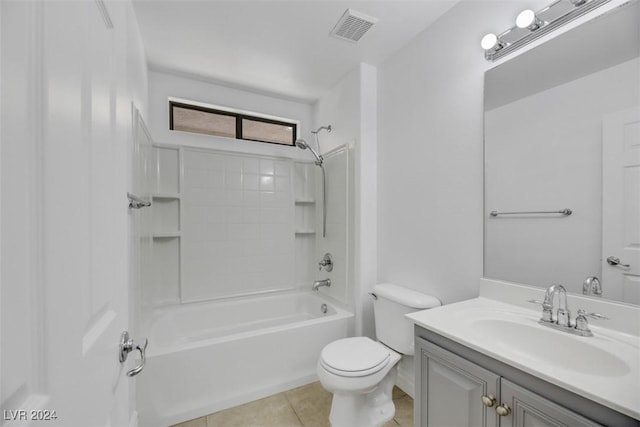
[141,144,350,308]
[182,148,295,301]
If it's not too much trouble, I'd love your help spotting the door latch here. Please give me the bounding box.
[119,331,148,377]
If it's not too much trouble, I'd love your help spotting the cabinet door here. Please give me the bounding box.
[417,338,500,427]
[499,379,602,427]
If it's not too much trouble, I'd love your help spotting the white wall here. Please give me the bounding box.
[485,58,639,294]
[376,0,570,305]
[375,0,550,398]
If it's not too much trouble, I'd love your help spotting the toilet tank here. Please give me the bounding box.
[372,283,441,355]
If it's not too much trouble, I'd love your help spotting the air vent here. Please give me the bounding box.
[330,9,378,43]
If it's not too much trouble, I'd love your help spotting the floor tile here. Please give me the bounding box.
[172,417,207,427]
[392,396,414,427]
[206,393,302,427]
[175,382,414,427]
[284,382,332,427]
[392,386,407,400]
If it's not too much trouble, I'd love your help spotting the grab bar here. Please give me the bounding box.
[127,192,151,209]
[490,208,572,217]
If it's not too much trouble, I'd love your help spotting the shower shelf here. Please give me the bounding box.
[295,230,316,236]
[153,232,181,239]
[152,193,180,199]
[295,199,315,204]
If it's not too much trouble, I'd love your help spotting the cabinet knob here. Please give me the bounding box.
[481,394,496,407]
[496,404,512,416]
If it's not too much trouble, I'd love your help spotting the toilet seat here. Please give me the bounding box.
[320,337,391,378]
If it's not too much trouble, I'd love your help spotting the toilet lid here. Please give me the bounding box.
[320,337,390,377]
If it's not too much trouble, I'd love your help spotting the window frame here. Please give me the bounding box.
[169,100,298,146]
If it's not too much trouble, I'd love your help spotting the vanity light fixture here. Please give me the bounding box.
[482,0,612,61]
[516,9,542,31]
[480,33,503,51]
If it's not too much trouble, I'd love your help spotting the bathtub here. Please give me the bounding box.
[136,291,353,426]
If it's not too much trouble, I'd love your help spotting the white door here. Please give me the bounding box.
[1,1,139,426]
[602,108,640,304]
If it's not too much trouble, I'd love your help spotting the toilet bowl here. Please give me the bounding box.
[317,283,441,427]
[318,337,401,427]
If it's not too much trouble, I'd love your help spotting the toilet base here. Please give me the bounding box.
[328,366,398,427]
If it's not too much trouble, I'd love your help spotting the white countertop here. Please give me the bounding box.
[407,284,640,421]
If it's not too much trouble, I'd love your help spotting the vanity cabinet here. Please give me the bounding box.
[414,328,640,427]
[416,338,600,427]
[499,379,599,427]
[418,339,500,427]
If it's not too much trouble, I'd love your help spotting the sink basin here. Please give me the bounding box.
[470,318,631,377]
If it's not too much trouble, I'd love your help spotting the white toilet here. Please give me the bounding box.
[317,283,441,427]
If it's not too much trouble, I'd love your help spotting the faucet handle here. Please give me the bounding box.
[527,299,553,322]
[576,309,609,320]
[575,309,609,335]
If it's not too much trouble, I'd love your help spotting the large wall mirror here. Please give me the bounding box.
[484,1,640,305]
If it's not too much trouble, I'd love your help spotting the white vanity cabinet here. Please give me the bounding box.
[415,328,638,427]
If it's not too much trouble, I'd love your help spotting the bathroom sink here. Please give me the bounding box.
[469,318,631,377]
[407,290,640,420]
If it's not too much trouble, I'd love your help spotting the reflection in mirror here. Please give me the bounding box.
[484,2,640,305]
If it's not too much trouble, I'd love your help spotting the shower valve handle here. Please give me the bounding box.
[318,253,333,272]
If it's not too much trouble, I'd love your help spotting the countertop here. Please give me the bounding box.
[407,295,640,420]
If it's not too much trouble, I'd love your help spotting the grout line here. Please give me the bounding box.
[281,391,305,427]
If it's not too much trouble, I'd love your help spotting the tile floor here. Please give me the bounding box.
[173,382,413,427]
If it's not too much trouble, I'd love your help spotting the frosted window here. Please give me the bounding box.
[242,118,295,145]
[169,101,297,146]
[171,105,236,138]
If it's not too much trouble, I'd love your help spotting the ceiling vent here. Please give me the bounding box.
[330,9,378,43]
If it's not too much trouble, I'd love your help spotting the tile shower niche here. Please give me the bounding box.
[144,144,182,306]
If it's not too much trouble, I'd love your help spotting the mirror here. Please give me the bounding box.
[484,1,640,304]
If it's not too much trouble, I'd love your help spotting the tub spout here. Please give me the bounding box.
[313,278,331,291]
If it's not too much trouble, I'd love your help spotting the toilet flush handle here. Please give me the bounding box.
[369,292,377,300]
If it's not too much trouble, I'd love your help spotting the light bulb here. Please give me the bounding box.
[481,33,498,50]
[516,9,539,30]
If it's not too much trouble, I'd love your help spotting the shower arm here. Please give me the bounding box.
[311,125,331,155]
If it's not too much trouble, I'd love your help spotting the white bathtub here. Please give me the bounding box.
[136,291,353,426]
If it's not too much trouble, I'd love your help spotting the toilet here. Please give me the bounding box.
[317,283,441,427]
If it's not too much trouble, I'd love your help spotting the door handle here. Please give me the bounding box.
[606,256,630,268]
[119,331,148,377]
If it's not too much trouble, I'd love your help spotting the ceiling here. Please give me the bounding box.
[131,0,459,103]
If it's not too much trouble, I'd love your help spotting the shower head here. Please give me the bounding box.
[295,139,323,165]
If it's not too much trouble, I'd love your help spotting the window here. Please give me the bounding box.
[169,101,297,146]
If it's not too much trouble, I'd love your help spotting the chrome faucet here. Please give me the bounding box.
[529,284,609,337]
[542,284,570,326]
[582,276,602,297]
[313,278,331,291]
